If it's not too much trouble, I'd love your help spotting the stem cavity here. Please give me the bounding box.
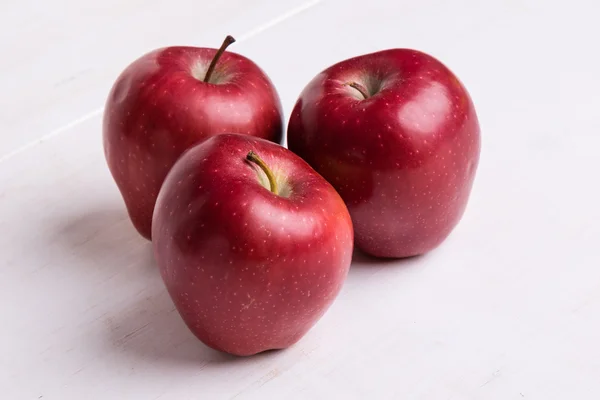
[246,151,278,194]
[347,81,369,100]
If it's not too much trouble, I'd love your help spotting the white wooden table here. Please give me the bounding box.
[1,1,599,398]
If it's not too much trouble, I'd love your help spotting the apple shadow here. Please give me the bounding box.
[103,285,233,366]
[345,247,423,287]
[350,247,424,269]
[54,204,160,270]
[103,289,287,368]
[52,202,272,367]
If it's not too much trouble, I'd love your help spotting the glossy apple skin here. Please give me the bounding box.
[288,49,480,258]
[103,46,283,239]
[152,134,353,356]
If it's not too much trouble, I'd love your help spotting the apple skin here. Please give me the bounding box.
[103,45,283,239]
[152,134,353,356]
[288,49,480,258]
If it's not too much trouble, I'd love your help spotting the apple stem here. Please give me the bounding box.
[246,151,278,194]
[347,82,369,100]
[204,35,236,83]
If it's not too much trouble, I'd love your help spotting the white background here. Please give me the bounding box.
[1,0,599,398]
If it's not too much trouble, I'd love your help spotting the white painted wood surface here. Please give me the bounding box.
[1,0,599,398]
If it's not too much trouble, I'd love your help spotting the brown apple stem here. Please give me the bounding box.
[246,151,278,194]
[347,82,369,100]
[204,35,236,83]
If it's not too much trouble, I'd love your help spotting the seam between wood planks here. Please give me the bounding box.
[0,0,323,166]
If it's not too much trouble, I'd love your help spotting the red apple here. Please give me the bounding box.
[103,36,283,239]
[152,133,353,356]
[288,49,480,258]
